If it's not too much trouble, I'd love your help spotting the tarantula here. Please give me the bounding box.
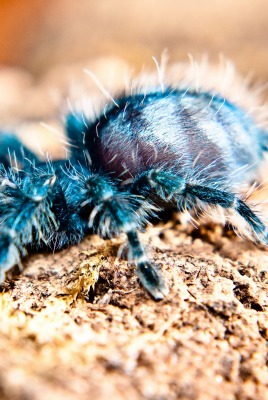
[0,86,267,299]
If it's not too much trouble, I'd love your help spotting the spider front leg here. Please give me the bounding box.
[81,173,169,299]
[0,170,58,280]
[126,230,169,299]
[130,168,268,245]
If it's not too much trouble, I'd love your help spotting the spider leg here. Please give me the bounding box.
[129,169,268,245]
[65,113,91,165]
[0,132,39,169]
[259,128,268,152]
[65,113,88,142]
[81,172,168,299]
[0,169,59,280]
[184,184,268,244]
[126,230,169,299]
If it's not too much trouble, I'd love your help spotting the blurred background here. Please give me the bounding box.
[0,0,267,153]
[1,0,268,77]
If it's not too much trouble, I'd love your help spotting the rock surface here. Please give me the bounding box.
[1,220,268,400]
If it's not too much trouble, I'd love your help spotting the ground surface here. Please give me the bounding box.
[1,219,268,400]
[1,1,268,399]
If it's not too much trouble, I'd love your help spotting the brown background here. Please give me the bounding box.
[0,0,268,79]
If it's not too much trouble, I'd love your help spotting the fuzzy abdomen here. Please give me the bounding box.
[88,90,265,186]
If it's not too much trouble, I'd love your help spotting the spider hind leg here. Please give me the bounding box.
[187,185,268,244]
[130,168,268,245]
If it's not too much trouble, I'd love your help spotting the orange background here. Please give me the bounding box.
[0,0,267,80]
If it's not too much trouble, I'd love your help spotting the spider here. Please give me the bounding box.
[0,83,267,300]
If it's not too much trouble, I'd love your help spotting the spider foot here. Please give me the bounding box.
[135,260,169,300]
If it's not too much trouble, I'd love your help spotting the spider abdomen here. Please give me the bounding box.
[85,90,265,186]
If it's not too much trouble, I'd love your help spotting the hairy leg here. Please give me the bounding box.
[0,169,58,280]
[130,169,268,245]
[0,160,94,280]
[185,184,267,243]
[64,113,91,165]
[80,172,168,299]
[64,114,169,297]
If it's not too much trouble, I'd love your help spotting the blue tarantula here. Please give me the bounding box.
[0,87,267,299]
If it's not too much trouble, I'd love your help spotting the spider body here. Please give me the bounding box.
[0,87,267,299]
[70,90,266,184]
